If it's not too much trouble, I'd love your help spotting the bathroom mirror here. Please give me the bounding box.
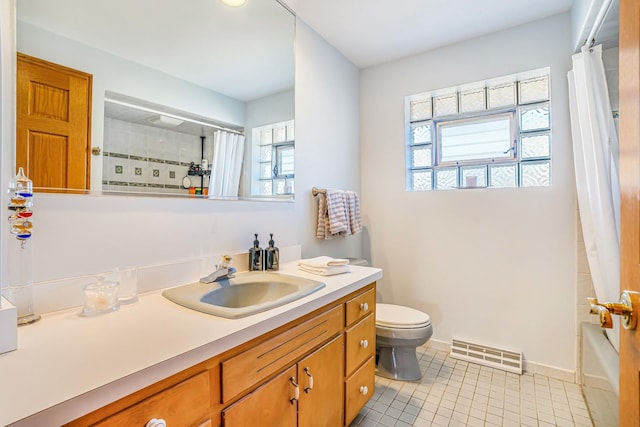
[15,0,295,200]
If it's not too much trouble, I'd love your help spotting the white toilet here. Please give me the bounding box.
[348,258,433,381]
[376,303,433,381]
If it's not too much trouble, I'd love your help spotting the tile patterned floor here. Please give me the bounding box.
[350,346,594,427]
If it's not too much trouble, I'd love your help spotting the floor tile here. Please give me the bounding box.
[349,346,594,427]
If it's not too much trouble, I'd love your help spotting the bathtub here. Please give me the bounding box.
[581,322,618,426]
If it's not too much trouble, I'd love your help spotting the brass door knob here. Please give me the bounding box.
[91,146,101,156]
[588,291,640,330]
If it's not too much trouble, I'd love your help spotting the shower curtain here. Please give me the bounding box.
[208,131,245,198]
[567,44,621,351]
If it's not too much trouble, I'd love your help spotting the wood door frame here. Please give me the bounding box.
[618,0,640,424]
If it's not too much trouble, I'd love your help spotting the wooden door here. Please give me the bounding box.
[222,365,297,427]
[619,0,640,424]
[16,53,92,190]
[297,335,344,427]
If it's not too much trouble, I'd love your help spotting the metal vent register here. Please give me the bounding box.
[450,339,523,374]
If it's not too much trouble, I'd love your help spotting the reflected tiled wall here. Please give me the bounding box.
[102,118,212,194]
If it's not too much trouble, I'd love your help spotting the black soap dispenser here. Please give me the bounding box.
[249,234,264,271]
[265,233,280,271]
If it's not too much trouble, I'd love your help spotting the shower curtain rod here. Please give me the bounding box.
[584,0,614,48]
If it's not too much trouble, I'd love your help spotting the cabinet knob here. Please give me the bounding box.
[146,419,167,427]
[360,339,369,349]
[360,302,369,312]
[359,386,369,395]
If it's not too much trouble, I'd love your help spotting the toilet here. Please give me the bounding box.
[375,303,433,381]
[348,258,433,381]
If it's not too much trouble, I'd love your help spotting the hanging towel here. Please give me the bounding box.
[314,189,363,239]
[326,189,349,235]
[316,192,328,239]
[298,264,351,276]
[298,256,350,268]
[345,191,362,235]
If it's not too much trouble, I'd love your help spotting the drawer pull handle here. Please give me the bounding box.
[360,339,369,349]
[303,367,314,393]
[360,302,369,312]
[360,385,369,395]
[146,419,167,427]
[289,377,300,404]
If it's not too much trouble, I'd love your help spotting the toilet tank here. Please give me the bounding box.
[347,258,369,267]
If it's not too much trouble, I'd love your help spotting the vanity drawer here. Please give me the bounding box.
[345,356,375,426]
[345,313,375,376]
[222,304,343,402]
[94,371,210,427]
[345,288,375,327]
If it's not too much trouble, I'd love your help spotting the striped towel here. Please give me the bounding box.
[346,191,362,234]
[315,189,362,239]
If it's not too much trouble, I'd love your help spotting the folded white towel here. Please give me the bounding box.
[298,256,350,268]
[298,264,351,276]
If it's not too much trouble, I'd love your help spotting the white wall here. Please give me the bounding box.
[2,12,362,286]
[360,14,577,371]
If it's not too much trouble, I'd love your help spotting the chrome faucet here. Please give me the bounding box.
[200,255,237,284]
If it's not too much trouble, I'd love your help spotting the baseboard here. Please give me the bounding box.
[423,338,576,383]
[423,338,451,352]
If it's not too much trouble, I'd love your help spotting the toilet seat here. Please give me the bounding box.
[376,303,431,329]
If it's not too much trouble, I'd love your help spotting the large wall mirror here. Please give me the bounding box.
[15,0,295,200]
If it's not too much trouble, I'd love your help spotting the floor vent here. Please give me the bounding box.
[450,338,523,374]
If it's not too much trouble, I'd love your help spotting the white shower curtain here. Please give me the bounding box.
[208,131,245,198]
[567,45,621,351]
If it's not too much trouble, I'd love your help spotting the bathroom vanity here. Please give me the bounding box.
[0,264,381,427]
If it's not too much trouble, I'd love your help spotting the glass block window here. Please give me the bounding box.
[406,67,551,191]
[252,120,294,196]
[460,88,486,113]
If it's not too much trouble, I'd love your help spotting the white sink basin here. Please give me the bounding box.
[162,272,325,318]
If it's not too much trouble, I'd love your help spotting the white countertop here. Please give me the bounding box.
[0,263,381,426]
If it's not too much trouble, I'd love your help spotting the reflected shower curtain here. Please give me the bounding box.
[568,45,621,351]
[208,131,245,198]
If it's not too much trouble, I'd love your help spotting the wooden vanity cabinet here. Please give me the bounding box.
[66,283,376,427]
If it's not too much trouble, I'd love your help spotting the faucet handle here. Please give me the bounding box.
[219,255,232,269]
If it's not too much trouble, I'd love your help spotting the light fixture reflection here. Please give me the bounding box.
[220,0,247,7]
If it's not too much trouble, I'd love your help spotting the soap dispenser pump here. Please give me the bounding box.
[249,234,264,271]
[265,233,279,271]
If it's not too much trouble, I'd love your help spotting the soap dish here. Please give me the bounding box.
[81,277,119,316]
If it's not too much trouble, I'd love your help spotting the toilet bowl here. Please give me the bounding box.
[375,303,433,381]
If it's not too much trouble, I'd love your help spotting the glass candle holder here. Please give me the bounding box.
[81,277,119,316]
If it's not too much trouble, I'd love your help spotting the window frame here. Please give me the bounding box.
[252,120,295,196]
[435,110,518,167]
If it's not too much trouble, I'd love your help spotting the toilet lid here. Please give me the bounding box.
[376,303,431,329]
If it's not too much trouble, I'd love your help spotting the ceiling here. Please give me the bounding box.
[18,0,619,103]
[283,0,576,68]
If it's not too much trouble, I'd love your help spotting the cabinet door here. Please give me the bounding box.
[297,335,344,427]
[222,366,297,427]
